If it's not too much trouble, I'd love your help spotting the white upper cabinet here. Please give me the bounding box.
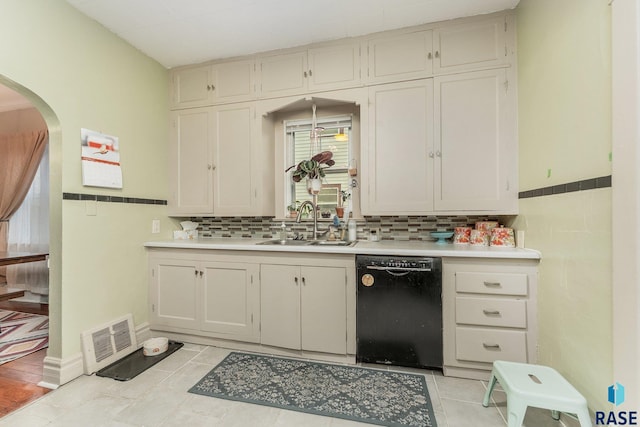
[168,103,261,216]
[168,108,213,215]
[434,68,517,213]
[366,14,512,84]
[363,80,434,214]
[211,103,257,216]
[258,51,308,98]
[433,15,510,74]
[258,42,362,98]
[170,66,212,109]
[363,69,517,215]
[307,43,362,91]
[170,59,256,109]
[367,31,433,84]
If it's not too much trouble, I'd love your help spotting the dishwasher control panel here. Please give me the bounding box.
[357,256,441,272]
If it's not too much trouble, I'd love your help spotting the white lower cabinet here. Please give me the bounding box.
[149,258,200,331]
[442,258,538,379]
[200,261,259,338]
[149,254,260,342]
[148,250,356,357]
[260,264,349,354]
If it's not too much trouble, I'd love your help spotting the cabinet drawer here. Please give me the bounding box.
[456,327,527,364]
[456,272,527,296]
[456,297,526,328]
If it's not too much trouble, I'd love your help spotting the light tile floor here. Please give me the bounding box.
[0,344,585,427]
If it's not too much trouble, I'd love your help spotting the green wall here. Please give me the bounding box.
[0,0,174,368]
[514,0,612,411]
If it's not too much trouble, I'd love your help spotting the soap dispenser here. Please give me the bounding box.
[279,222,287,241]
[348,219,357,242]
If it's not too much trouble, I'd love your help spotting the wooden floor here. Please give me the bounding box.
[0,301,50,417]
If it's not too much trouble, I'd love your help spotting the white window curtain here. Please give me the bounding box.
[7,144,49,298]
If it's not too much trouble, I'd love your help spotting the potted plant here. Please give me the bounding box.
[286,151,335,194]
[336,190,351,218]
[287,203,298,219]
[287,201,312,218]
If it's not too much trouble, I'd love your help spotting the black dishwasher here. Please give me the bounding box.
[356,255,442,370]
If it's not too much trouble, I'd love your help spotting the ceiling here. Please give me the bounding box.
[65,0,520,69]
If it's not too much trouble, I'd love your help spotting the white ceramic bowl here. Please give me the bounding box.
[143,337,168,356]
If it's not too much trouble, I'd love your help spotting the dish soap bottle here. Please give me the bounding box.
[348,219,357,242]
[279,222,287,241]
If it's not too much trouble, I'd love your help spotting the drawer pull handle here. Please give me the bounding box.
[483,310,501,316]
[483,281,501,287]
[483,343,501,350]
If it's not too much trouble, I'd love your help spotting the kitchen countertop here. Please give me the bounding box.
[144,238,541,260]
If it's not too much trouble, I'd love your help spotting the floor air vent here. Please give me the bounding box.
[81,314,137,375]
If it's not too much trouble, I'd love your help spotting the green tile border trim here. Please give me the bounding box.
[62,192,167,205]
[519,175,611,199]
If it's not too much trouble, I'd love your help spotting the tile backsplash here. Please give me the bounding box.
[190,215,500,241]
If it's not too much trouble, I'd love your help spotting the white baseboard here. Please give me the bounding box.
[39,352,84,389]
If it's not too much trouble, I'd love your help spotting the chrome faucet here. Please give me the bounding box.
[295,200,325,241]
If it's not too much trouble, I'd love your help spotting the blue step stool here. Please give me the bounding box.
[483,360,592,427]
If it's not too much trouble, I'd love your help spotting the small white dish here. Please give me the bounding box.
[143,337,169,356]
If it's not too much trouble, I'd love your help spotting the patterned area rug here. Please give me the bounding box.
[189,352,437,427]
[0,309,48,365]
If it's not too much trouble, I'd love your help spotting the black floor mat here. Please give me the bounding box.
[96,340,184,381]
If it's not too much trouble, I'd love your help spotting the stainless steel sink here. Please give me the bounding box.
[256,239,313,246]
[256,239,357,247]
[309,240,357,247]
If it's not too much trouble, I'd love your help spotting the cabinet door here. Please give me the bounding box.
[168,108,214,215]
[307,43,362,91]
[211,103,257,215]
[434,16,507,74]
[434,69,516,212]
[300,266,347,354]
[260,264,301,350]
[363,80,434,214]
[367,31,433,84]
[201,262,259,340]
[150,259,199,330]
[258,51,307,98]
[171,65,213,109]
[211,59,256,103]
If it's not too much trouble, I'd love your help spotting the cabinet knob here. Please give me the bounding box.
[308,70,312,77]
[435,150,441,157]
[428,151,434,158]
[482,343,501,350]
[294,277,299,286]
[199,270,203,277]
[428,52,433,60]
[302,277,306,286]
[303,71,307,78]
[435,51,440,58]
